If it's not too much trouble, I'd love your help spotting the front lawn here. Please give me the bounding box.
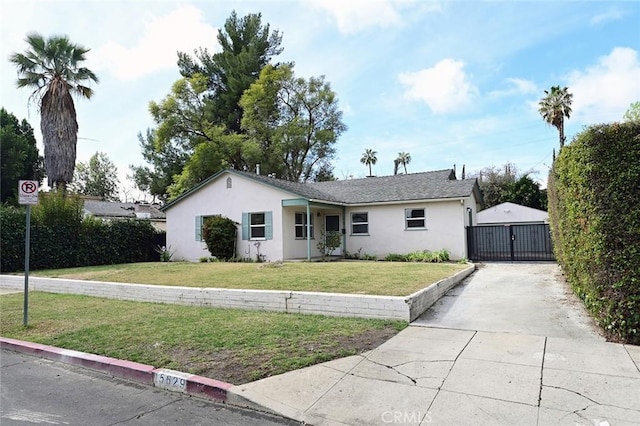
[0,292,406,384]
[33,261,469,296]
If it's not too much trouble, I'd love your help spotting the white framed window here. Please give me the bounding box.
[242,212,273,240]
[351,212,369,235]
[295,212,314,239]
[405,208,426,229]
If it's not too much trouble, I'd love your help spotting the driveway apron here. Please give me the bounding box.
[413,262,603,340]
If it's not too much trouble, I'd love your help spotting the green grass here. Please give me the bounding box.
[33,261,468,296]
[1,292,407,384]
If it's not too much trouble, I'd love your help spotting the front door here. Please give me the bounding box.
[324,214,342,256]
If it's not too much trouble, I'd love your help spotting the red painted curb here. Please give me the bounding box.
[0,337,233,402]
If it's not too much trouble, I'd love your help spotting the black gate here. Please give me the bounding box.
[466,224,554,261]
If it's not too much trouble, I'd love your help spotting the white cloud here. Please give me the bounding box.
[489,78,538,98]
[398,59,478,114]
[590,8,624,26]
[94,5,218,81]
[568,47,640,123]
[308,0,406,34]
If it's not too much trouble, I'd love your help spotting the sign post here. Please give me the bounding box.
[18,180,39,327]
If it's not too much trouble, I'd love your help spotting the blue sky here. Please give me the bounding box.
[1,0,639,200]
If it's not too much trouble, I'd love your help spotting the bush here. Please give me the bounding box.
[384,249,450,263]
[0,195,163,272]
[202,215,238,260]
[548,121,640,344]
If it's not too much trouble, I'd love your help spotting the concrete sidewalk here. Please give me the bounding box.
[234,327,640,425]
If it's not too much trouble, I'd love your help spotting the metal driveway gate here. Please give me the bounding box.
[466,224,554,261]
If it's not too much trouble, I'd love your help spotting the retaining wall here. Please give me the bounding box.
[0,264,474,322]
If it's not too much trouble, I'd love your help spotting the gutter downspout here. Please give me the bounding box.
[342,205,346,256]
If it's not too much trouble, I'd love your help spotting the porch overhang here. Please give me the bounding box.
[281,198,344,261]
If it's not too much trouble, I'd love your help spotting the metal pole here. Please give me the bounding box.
[23,204,31,327]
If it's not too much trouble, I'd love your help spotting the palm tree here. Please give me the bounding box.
[538,86,572,149]
[10,33,99,190]
[396,152,411,174]
[360,148,377,177]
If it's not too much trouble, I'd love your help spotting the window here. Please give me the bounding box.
[405,208,426,229]
[351,212,369,235]
[242,212,273,240]
[295,212,314,239]
[250,212,266,238]
[226,177,232,188]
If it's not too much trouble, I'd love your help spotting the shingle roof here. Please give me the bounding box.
[163,168,480,211]
[83,200,166,219]
[232,169,478,204]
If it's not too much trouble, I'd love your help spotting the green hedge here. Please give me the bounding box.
[548,121,640,344]
[1,203,164,272]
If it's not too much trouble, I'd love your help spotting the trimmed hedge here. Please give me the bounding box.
[1,202,164,272]
[202,215,238,260]
[548,121,640,344]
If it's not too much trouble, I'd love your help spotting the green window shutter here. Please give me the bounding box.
[265,211,273,240]
[195,215,203,241]
[242,212,249,240]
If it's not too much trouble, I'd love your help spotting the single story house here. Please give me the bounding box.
[82,199,166,231]
[161,168,481,262]
[476,202,548,226]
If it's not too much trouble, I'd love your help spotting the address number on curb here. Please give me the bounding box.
[154,369,190,392]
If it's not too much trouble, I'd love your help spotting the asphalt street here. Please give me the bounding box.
[0,349,299,426]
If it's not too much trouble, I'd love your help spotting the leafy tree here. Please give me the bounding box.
[538,85,572,149]
[395,152,411,174]
[360,148,377,177]
[240,64,346,181]
[10,33,98,190]
[0,108,44,205]
[177,11,283,133]
[474,163,546,210]
[167,130,249,199]
[623,101,640,123]
[508,175,547,210]
[313,161,337,182]
[129,129,190,203]
[69,151,120,201]
[134,11,282,198]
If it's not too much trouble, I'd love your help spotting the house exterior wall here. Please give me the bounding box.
[343,198,470,260]
[166,172,291,262]
[282,207,327,259]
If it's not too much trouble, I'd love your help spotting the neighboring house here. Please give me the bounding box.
[82,199,166,231]
[161,168,481,262]
[476,202,548,225]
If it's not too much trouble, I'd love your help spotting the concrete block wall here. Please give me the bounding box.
[0,265,475,322]
[407,264,475,321]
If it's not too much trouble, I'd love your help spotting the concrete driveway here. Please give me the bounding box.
[413,262,604,340]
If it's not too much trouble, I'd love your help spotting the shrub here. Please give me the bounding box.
[202,215,238,260]
[0,195,162,272]
[548,121,640,344]
[384,249,450,263]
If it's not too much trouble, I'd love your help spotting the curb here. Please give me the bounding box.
[0,337,233,403]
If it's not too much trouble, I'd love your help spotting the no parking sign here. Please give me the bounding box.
[18,180,39,205]
[18,180,39,326]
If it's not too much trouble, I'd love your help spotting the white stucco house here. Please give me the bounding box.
[161,168,482,262]
[476,202,548,226]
